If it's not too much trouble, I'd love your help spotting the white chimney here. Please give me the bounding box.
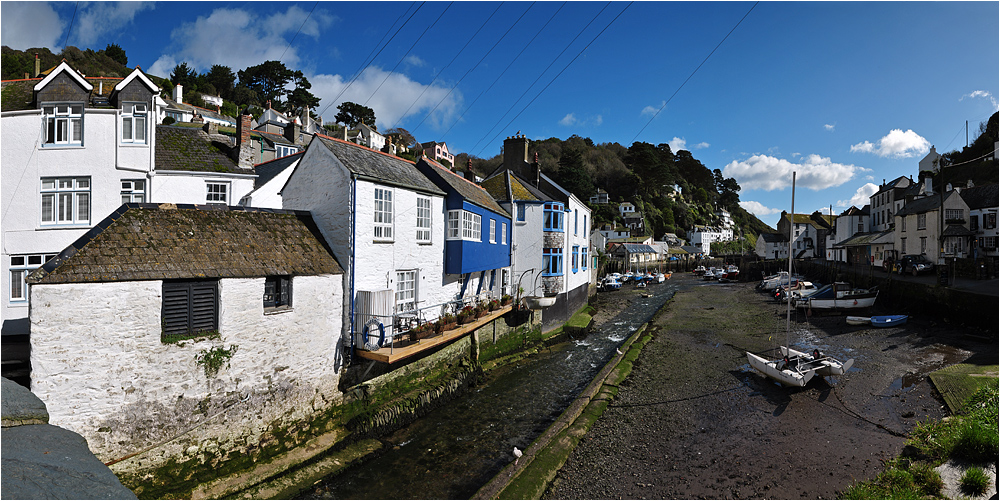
[173,84,183,104]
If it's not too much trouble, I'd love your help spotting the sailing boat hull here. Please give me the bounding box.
[780,346,854,377]
[747,352,815,387]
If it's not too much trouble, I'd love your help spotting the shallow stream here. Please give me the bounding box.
[299,280,684,499]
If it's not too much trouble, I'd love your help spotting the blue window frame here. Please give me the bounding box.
[582,247,588,270]
[543,202,564,231]
[574,209,578,235]
[543,248,563,276]
[516,203,526,222]
[572,245,579,273]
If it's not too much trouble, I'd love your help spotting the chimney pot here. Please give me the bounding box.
[34,53,40,77]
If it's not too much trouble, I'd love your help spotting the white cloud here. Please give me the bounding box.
[691,141,709,149]
[961,90,998,109]
[739,200,782,217]
[722,154,867,191]
[836,183,879,208]
[73,2,154,46]
[311,66,460,133]
[404,55,426,67]
[1,2,65,51]
[148,5,335,77]
[641,101,665,116]
[669,137,686,152]
[850,129,930,158]
[558,113,601,128]
[559,114,577,126]
[824,124,835,131]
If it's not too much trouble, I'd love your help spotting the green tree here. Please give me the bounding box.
[103,43,127,66]
[204,64,236,100]
[286,71,320,117]
[238,60,293,108]
[385,127,417,148]
[230,84,260,108]
[555,149,595,199]
[170,62,197,89]
[335,101,377,129]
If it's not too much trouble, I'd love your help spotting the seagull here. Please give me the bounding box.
[513,446,523,464]
[616,348,623,355]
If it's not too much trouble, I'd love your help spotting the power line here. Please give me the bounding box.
[629,2,758,145]
[468,2,615,156]
[440,2,563,140]
[277,2,319,64]
[317,2,426,119]
[388,2,504,131]
[62,2,80,48]
[364,2,456,108]
[476,2,632,158]
[408,2,535,136]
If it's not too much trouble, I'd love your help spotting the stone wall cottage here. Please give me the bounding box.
[25,204,345,482]
[1,63,158,370]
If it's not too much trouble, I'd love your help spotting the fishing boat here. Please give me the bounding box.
[780,346,854,377]
[656,272,666,283]
[693,265,706,276]
[846,316,871,326]
[757,271,804,292]
[795,282,878,311]
[871,315,908,327]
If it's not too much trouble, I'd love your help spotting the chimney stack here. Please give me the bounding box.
[34,53,40,78]
[203,121,218,136]
[284,118,302,144]
[234,112,254,169]
[502,133,529,177]
[173,84,183,104]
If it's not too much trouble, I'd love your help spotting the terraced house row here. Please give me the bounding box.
[1,63,592,481]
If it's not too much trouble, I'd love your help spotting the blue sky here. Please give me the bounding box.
[3,1,997,228]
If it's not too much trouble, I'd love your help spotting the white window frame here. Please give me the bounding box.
[462,211,481,241]
[395,270,417,313]
[121,179,146,203]
[42,103,84,146]
[275,144,298,158]
[206,182,230,204]
[917,213,927,230]
[447,210,461,240]
[489,219,496,244]
[9,254,56,302]
[416,197,432,243]
[40,177,90,225]
[121,102,148,144]
[945,208,964,221]
[373,187,394,241]
[501,222,507,245]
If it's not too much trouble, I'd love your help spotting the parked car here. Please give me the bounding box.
[898,254,935,276]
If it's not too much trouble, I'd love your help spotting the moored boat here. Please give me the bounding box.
[747,352,815,387]
[871,315,908,327]
[795,282,878,311]
[780,346,854,377]
[846,316,871,325]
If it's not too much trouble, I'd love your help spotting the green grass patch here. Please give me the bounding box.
[928,363,998,414]
[960,466,991,496]
[840,461,942,499]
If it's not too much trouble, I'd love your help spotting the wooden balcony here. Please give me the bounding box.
[355,305,514,364]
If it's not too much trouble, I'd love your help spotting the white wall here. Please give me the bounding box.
[2,109,154,335]
[149,171,255,205]
[29,275,344,470]
[511,202,545,297]
[563,195,592,294]
[239,161,299,209]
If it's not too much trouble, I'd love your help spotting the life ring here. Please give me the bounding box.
[363,318,385,350]
[853,299,858,305]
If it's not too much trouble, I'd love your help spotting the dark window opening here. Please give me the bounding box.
[162,280,219,342]
[264,276,292,310]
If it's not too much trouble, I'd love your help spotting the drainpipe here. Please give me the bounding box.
[349,173,358,361]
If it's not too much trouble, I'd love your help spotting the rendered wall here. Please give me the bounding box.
[28,275,344,476]
[149,171,255,206]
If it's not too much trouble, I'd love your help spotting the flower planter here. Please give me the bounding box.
[436,321,457,333]
[522,295,556,309]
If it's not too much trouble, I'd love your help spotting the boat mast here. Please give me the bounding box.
[787,172,795,341]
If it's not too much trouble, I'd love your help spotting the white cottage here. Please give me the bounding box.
[26,204,344,478]
[2,63,158,346]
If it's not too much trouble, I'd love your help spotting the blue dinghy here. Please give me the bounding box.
[871,315,908,328]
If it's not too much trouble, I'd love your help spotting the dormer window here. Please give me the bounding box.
[121,102,148,144]
[42,104,84,146]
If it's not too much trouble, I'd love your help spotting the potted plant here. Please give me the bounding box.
[413,322,434,340]
[474,301,488,318]
[501,294,512,306]
[457,306,475,324]
[488,299,501,311]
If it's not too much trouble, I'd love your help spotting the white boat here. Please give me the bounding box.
[795,282,878,311]
[656,273,666,283]
[747,352,815,387]
[757,271,805,291]
[694,265,706,276]
[780,346,854,377]
[846,316,871,325]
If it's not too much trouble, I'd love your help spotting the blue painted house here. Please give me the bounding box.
[415,158,512,291]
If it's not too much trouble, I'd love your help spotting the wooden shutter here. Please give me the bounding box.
[162,280,218,339]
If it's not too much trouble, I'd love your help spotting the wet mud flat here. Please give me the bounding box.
[546,275,994,500]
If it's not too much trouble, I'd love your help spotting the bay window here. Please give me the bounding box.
[543,203,564,231]
[543,248,563,276]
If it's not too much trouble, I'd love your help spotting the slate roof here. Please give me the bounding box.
[941,224,976,237]
[875,175,911,195]
[960,185,999,210]
[253,152,303,189]
[480,169,551,203]
[155,125,248,174]
[415,158,510,217]
[27,204,342,285]
[834,229,894,247]
[162,98,237,125]
[895,194,944,216]
[621,243,657,254]
[314,135,445,196]
[758,232,788,243]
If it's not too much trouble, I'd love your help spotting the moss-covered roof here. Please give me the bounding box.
[27,204,342,285]
[155,125,248,174]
